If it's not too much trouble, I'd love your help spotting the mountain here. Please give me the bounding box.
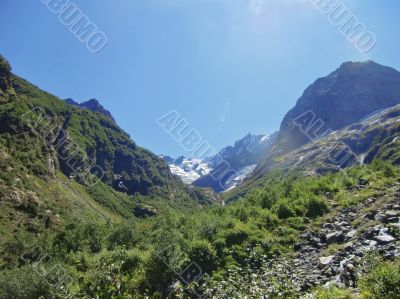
[0,54,213,232]
[2,54,400,298]
[254,104,400,175]
[162,155,211,184]
[254,61,400,177]
[65,98,116,123]
[192,133,276,192]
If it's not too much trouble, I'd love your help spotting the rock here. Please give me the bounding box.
[374,213,389,223]
[322,223,334,229]
[373,233,396,245]
[345,230,357,241]
[294,243,304,251]
[326,231,345,245]
[319,256,335,268]
[310,237,326,248]
[385,210,399,217]
[364,211,376,220]
[344,242,355,253]
[364,225,384,240]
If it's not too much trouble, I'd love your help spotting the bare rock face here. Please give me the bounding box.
[255,61,400,176]
[1,188,42,216]
[251,104,400,175]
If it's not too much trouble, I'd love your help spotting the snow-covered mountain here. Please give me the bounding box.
[163,133,276,192]
[161,156,212,184]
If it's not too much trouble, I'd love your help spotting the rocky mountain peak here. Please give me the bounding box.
[277,61,400,152]
[254,61,400,177]
[65,98,115,122]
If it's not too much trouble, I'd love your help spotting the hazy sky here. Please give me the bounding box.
[1,0,400,157]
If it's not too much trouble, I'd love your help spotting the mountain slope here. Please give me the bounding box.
[193,133,275,192]
[0,55,215,231]
[255,104,400,175]
[255,61,400,176]
[0,65,182,198]
[65,98,116,123]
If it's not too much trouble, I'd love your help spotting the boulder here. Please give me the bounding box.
[385,210,399,217]
[373,234,396,245]
[374,213,389,223]
[319,256,335,268]
[326,231,345,245]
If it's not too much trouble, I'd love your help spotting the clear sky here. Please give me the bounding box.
[1,0,400,157]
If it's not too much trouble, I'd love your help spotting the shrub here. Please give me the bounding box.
[360,259,400,299]
[0,55,11,74]
[224,228,249,247]
[273,199,295,219]
[305,196,329,218]
[107,224,135,249]
[371,159,396,178]
[313,286,355,299]
[188,240,218,273]
[0,266,52,299]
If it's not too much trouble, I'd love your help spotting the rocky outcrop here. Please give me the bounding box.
[255,61,400,176]
[65,98,116,123]
[253,104,400,175]
[193,133,276,192]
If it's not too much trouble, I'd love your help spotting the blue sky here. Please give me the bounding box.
[1,0,400,157]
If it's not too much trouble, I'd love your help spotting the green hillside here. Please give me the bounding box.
[0,55,399,298]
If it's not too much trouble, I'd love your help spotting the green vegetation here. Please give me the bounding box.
[1,58,400,298]
[359,257,400,299]
[0,161,398,298]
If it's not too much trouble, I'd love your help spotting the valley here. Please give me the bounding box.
[0,54,400,299]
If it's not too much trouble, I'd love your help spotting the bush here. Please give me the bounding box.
[0,266,53,299]
[188,240,218,273]
[313,286,355,299]
[360,259,400,299]
[305,196,329,218]
[0,55,11,74]
[107,224,135,249]
[371,159,396,178]
[224,228,249,247]
[273,199,295,219]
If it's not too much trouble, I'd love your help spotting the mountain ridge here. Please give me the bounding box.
[254,60,400,177]
[65,97,116,123]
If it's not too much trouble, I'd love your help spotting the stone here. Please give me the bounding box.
[326,231,345,245]
[388,217,399,223]
[344,242,355,252]
[385,210,399,217]
[373,234,396,245]
[364,211,376,220]
[345,230,357,241]
[374,213,389,223]
[322,223,334,229]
